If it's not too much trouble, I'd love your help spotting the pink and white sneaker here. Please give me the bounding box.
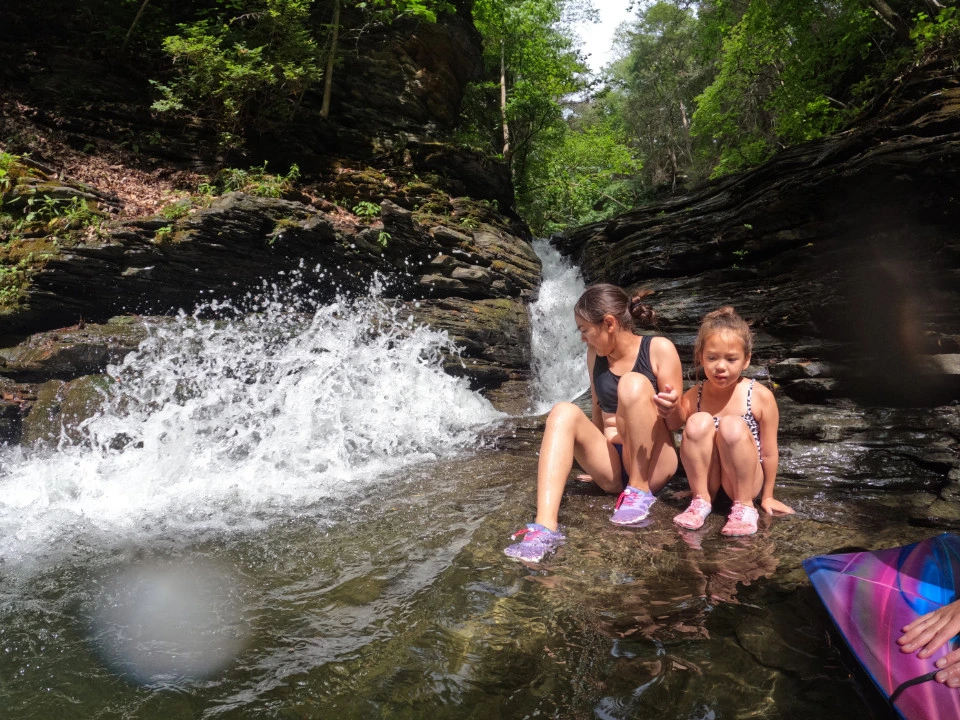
[673,496,712,530]
[720,502,759,536]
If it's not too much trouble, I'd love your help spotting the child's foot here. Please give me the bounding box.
[721,502,759,536]
[610,486,656,525]
[673,496,712,530]
[504,523,565,562]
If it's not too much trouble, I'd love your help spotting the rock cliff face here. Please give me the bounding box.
[555,47,960,526]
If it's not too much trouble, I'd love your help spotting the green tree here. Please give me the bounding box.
[691,0,892,177]
[521,106,642,234]
[151,0,452,145]
[151,0,323,147]
[607,1,713,191]
[470,0,591,173]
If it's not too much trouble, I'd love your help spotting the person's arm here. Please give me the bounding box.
[756,385,794,515]
[587,348,603,433]
[650,337,685,432]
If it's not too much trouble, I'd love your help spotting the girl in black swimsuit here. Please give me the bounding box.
[505,284,685,562]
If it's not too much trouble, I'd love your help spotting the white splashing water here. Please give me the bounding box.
[0,272,504,569]
[529,239,588,413]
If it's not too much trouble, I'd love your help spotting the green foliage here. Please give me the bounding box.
[2,186,101,240]
[604,1,714,190]
[151,0,322,147]
[519,112,642,234]
[0,259,30,306]
[352,200,381,220]
[154,225,176,243]
[160,199,192,220]
[356,0,454,24]
[149,0,454,145]
[912,7,960,51]
[691,0,877,178]
[377,230,391,247]
[466,0,589,175]
[212,162,300,197]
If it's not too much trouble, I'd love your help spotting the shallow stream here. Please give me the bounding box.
[0,242,930,719]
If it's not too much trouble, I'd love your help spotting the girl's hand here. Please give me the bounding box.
[760,497,794,515]
[899,601,960,661]
[653,383,679,418]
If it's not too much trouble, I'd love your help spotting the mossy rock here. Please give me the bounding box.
[21,374,112,446]
[0,237,62,264]
[416,194,454,215]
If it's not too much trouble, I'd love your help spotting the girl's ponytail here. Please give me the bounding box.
[628,290,658,329]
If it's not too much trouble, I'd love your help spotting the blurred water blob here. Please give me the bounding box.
[90,557,251,684]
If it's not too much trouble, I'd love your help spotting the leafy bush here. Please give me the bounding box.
[151,0,322,147]
[211,162,301,197]
[352,200,381,221]
[912,6,960,52]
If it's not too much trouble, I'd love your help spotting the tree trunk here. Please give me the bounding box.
[862,0,912,41]
[678,97,693,164]
[320,0,341,120]
[122,0,151,50]
[499,39,510,162]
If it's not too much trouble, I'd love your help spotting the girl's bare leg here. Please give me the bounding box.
[680,412,720,501]
[716,416,763,504]
[534,402,619,531]
[615,373,678,493]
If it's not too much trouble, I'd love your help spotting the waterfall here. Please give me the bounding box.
[529,238,588,413]
[0,271,504,571]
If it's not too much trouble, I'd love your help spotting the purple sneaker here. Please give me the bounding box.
[610,486,656,525]
[504,523,565,562]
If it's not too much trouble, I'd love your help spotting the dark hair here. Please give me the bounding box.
[574,283,658,330]
[693,306,753,365]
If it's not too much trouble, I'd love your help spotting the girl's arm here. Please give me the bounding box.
[650,337,686,431]
[678,385,697,423]
[756,385,794,515]
[587,348,604,433]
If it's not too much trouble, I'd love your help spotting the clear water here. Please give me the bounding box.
[0,261,922,719]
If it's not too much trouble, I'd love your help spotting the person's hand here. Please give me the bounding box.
[653,383,679,418]
[760,497,794,515]
[899,601,960,663]
[933,647,960,688]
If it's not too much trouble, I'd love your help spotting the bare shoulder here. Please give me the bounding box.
[750,380,779,413]
[649,335,679,357]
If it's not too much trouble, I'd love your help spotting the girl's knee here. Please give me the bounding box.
[683,412,715,442]
[716,415,750,445]
[545,401,582,431]
[617,372,655,407]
